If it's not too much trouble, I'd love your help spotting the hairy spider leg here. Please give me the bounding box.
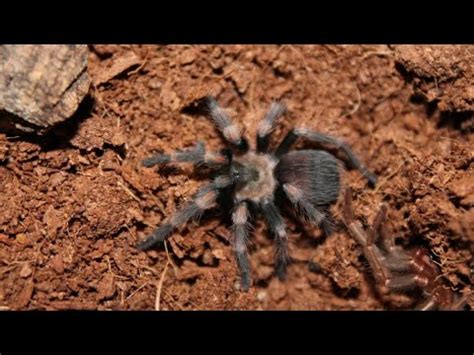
[232,202,252,291]
[275,127,377,187]
[204,96,249,152]
[142,141,228,168]
[282,183,326,226]
[137,176,232,250]
[256,102,287,153]
[260,198,290,280]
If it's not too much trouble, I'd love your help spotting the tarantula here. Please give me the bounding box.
[138,96,377,291]
[343,187,468,310]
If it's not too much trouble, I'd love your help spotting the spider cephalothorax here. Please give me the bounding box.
[138,96,377,291]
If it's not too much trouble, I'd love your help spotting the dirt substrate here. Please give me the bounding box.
[0,45,472,310]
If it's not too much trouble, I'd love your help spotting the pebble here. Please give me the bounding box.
[16,233,28,244]
[257,291,267,302]
[19,264,33,278]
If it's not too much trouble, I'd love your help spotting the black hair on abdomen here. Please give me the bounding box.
[276,150,340,206]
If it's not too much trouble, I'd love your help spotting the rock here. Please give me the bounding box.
[16,233,28,244]
[16,280,34,309]
[93,51,142,86]
[19,263,33,278]
[0,45,91,133]
[97,273,115,300]
[51,254,65,274]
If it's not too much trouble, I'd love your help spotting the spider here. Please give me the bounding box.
[343,187,468,310]
[138,96,377,291]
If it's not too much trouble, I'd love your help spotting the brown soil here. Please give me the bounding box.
[0,45,472,310]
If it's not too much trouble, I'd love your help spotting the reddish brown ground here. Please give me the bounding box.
[0,45,472,310]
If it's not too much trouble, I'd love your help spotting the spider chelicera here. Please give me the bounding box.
[138,96,377,291]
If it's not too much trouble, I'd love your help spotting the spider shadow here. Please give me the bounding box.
[437,110,473,133]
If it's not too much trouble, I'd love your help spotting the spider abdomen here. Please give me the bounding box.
[276,150,340,206]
